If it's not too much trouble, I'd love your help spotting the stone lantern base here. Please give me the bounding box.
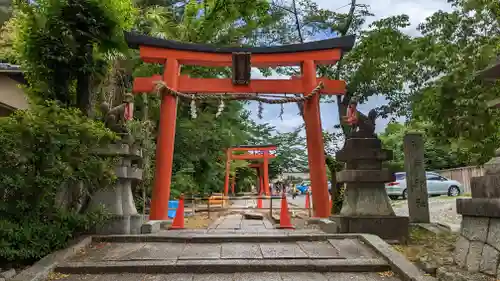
[330,215,410,244]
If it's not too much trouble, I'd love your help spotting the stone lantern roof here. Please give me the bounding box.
[477,56,500,108]
[478,56,500,81]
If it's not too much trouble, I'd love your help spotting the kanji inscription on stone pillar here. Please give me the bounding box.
[403,132,430,223]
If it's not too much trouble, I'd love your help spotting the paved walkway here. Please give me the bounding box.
[48,214,410,281]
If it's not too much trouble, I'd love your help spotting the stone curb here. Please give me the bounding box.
[358,234,437,281]
[92,233,346,243]
[141,220,172,234]
[410,223,451,235]
[54,258,390,274]
[11,236,92,281]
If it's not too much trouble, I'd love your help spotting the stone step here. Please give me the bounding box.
[92,232,348,243]
[45,272,404,281]
[69,238,380,266]
[55,258,391,274]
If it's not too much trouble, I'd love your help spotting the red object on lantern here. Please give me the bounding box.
[345,103,358,125]
[124,102,134,121]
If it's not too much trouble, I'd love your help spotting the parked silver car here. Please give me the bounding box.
[385,172,463,200]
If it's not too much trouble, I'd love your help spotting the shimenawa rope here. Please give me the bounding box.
[153,80,324,104]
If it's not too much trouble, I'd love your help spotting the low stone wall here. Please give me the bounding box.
[453,162,500,279]
[454,216,500,277]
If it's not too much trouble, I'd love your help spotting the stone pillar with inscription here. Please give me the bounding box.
[403,132,430,223]
[330,111,409,243]
[453,149,500,278]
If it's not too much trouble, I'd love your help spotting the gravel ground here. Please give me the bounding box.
[392,196,467,232]
[288,194,466,232]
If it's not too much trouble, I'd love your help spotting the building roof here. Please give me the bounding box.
[0,63,22,73]
[0,63,26,84]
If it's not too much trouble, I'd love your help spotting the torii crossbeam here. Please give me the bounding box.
[127,32,355,219]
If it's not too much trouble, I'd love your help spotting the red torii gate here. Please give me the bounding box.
[248,163,267,195]
[127,32,355,219]
[224,144,276,196]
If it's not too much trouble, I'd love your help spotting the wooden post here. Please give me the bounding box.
[149,59,179,220]
[302,60,330,218]
[192,195,196,215]
[207,194,211,219]
[403,132,430,223]
[307,191,312,217]
[269,194,273,216]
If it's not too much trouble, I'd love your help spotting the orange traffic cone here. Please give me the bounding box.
[277,193,294,229]
[169,194,185,230]
[257,194,263,209]
[305,192,311,209]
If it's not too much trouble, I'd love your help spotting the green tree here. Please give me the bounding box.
[410,0,500,163]
[245,121,308,179]
[0,0,12,26]
[0,102,117,264]
[378,122,474,172]
[0,16,16,63]
[13,0,136,114]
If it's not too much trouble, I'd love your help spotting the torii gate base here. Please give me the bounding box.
[128,32,355,219]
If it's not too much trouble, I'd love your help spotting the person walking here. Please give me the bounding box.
[292,184,299,199]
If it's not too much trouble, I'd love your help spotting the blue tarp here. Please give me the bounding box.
[168,200,179,218]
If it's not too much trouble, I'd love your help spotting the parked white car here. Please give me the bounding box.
[385,172,463,200]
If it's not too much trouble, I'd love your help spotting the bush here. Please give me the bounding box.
[0,101,117,265]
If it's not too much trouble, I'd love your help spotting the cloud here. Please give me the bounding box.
[315,0,453,36]
[245,1,452,135]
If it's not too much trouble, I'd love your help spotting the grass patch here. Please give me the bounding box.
[393,226,458,264]
[439,194,471,200]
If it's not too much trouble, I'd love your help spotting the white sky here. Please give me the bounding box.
[247,0,453,134]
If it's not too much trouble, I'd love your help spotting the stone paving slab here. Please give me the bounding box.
[298,241,340,258]
[120,243,186,260]
[260,242,309,258]
[46,272,402,281]
[220,243,262,259]
[55,258,390,274]
[72,239,374,261]
[179,243,222,260]
[329,239,378,259]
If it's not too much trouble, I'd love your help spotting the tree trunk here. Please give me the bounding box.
[141,93,150,215]
[76,44,93,116]
[329,0,357,211]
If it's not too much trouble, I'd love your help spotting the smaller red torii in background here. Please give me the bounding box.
[224,145,276,196]
[247,163,267,196]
